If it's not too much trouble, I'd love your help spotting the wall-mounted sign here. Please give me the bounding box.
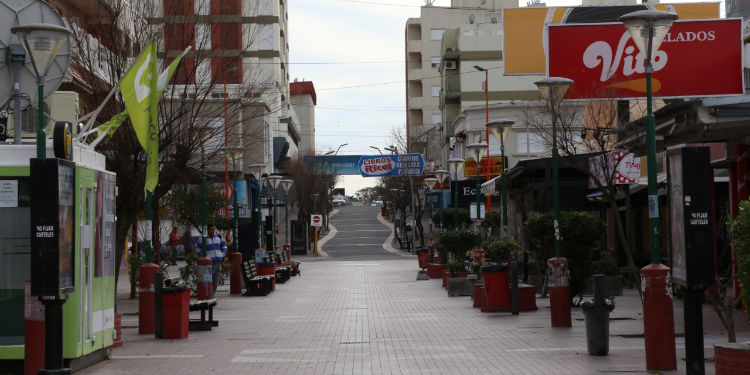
[359,153,424,177]
[547,19,743,99]
[588,151,641,188]
[464,157,504,177]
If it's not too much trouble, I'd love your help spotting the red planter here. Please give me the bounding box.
[472,284,483,308]
[427,263,446,279]
[715,343,750,375]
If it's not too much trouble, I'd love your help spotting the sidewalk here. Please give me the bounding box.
[87,254,750,374]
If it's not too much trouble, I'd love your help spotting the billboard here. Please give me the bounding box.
[548,19,743,99]
[359,154,424,177]
[588,151,641,189]
[503,3,720,75]
[303,155,362,175]
[464,156,504,177]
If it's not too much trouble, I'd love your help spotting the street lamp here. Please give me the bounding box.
[280,179,294,246]
[466,142,487,232]
[619,9,678,371]
[369,145,383,155]
[535,76,573,328]
[267,175,282,252]
[474,65,493,212]
[223,66,238,218]
[486,120,513,238]
[434,169,449,232]
[423,177,437,233]
[248,163,265,249]
[447,158,465,230]
[12,23,71,159]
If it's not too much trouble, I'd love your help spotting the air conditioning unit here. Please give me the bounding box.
[444,61,457,70]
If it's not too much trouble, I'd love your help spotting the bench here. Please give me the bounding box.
[275,251,301,277]
[189,298,218,331]
[269,252,292,284]
[241,260,274,296]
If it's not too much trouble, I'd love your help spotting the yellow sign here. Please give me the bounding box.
[464,157,504,177]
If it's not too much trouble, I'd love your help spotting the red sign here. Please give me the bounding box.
[548,19,743,99]
[311,214,323,227]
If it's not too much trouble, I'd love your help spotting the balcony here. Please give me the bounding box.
[443,76,460,99]
[407,39,422,53]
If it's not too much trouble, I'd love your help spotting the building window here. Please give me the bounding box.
[516,132,546,154]
[194,0,208,15]
[431,85,440,97]
[195,24,211,49]
[430,56,441,69]
[196,60,211,85]
[430,28,445,41]
[432,113,441,127]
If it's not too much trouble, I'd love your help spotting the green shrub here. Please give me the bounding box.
[447,261,466,278]
[431,208,472,230]
[522,211,605,300]
[481,237,520,263]
[435,229,480,262]
[729,200,750,323]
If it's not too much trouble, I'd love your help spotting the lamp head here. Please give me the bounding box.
[11,23,71,79]
[486,119,514,146]
[466,142,487,164]
[619,10,678,68]
[434,169,449,183]
[280,179,294,192]
[534,77,573,113]
[423,177,438,190]
[248,163,265,177]
[267,175,282,189]
[473,65,485,72]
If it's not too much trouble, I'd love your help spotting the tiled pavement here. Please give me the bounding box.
[79,208,750,374]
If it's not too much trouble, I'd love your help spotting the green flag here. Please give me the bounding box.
[119,37,189,192]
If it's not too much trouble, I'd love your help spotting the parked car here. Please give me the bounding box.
[371,197,383,207]
[332,195,347,206]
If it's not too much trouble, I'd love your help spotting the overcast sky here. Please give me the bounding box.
[287,0,723,195]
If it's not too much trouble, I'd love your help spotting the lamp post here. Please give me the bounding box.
[619,10,678,371]
[385,145,416,251]
[535,76,573,328]
[466,142,487,233]
[435,169,449,232]
[447,158,464,230]
[223,66,238,218]
[370,145,383,155]
[423,177,437,233]
[486,120,513,238]
[248,163,265,249]
[474,65,492,212]
[13,23,72,375]
[280,179,294,246]
[267,175,282,252]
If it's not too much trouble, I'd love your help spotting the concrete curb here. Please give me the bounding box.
[376,211,412,257]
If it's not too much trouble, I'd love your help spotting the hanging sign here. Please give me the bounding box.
[359,153,425,177]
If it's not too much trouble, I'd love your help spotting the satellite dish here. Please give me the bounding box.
[0,0,71,110]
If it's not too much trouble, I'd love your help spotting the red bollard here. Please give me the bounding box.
[138,263,159,334]
[24,280,44,375]
[230,252,242,295]
[641,264,676,370]
[112,314,123,348]
[547,257,571,327]
[197,257,213,300]
[481,264,511,312]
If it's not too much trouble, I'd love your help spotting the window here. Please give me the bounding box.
[516,132,546,154]
[195,24,211,49]
[430,56,441,69]
[258,24,273,50]
[432,113,441,127]
[431,85,440,97]
[194,0,208,14]
[196,60,211,86]
[430,28,445,40]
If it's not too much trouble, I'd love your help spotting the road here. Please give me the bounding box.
[322,205,402,260]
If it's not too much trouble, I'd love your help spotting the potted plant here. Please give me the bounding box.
[436,230,478,294]
[481,237,520,264]
[447,261,473,296]
[586,258,623,296]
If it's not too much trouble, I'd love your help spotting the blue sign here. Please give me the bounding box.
[359,153,425,177]
[303,155,363,175]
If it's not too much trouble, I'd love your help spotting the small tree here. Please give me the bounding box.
[523,211,605,301]
[481,237,520,264]
[162,184,228,231]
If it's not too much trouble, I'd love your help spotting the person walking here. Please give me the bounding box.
[182,229,195,257]
[198,224,227,295]
[168,227,180,265]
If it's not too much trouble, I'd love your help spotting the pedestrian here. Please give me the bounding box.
[182,229,195,256]
[169,227,179,265]
[198,224,227,295]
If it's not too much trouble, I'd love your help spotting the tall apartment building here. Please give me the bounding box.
[156,0,308,175]
[290,80,317,157]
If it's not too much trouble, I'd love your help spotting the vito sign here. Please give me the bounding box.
[547,19,743,99]
[359,154,425,177]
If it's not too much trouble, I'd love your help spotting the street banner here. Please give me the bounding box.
[503,3,719,75]
[588,151,641,189]
[547,19,743,99]
[303,155,362,175]
[359,153,424,178]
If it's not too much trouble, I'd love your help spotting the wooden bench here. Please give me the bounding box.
[189,298,218,331]
[241,261,274,296]
[270,252,292,283]
[276,251,301,277]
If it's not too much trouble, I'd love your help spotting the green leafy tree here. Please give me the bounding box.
[523,211,605,301]
[481,237,520,264]
[163,184,228,231]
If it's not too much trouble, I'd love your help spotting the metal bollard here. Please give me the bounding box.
[582,274,615,355]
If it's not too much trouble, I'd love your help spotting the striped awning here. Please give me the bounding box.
[480,176,501,195]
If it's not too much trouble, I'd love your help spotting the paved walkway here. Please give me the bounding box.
[80,207,750,374]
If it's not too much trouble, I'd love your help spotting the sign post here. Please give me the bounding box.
[311,214,322,257]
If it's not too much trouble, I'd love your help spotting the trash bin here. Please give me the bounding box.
[416,248,429,269]
[481,264,510,312]
[582,274,615,355]
[257,262,277,290]
[162,286,189,339]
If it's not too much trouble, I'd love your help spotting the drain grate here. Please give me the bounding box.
[340,341,369,345]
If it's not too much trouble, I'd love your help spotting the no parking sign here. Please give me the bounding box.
[311,214,323,227]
